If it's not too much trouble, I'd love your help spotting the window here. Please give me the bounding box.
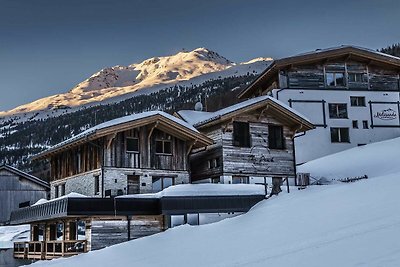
[19,201,30,208]
[329,103,348,119]
[330,128,350,143]
[348,73,367,83]
[156,140,172,154]
[362,120,369,129]
[94,175,100,195]
[232,176,249,184]
[326,72,345,87]
[208,158,221,169]
[152,177,174,192]
[54,186,59,198]
[352,120,358,129]
[60,184,65,196]
[268,125,285,149]
[350,96,366,107]
[126,137,139,153]
[233,121,251,147]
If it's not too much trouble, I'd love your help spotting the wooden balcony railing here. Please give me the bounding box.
[14,240,87,260]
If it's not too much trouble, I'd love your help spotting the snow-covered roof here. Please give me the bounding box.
[0,165,49,189]
[33,111,211,159]
[295,45,400,61]
[117,184,266,199]
[239,45,400,99]
[178,95,312,127]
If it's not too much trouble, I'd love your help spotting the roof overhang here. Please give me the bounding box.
[0,165,49,189]
[32,114,213,161]
[196,98,314,133]
[238,46,400,99]
[9,194,265,225]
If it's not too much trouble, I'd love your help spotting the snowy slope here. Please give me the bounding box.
[0,225,29,249]
[30,137,400,267]
[0,48,272,121]
[298,136,400,180]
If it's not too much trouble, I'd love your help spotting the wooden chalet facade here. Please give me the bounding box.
[238,46,400,163]
[0,165,49,225]
[176,96,314,185]
[32,111,212,199]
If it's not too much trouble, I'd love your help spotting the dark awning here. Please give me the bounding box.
[10,194,265,225]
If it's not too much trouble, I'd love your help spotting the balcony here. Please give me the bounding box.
[14,240,87,260]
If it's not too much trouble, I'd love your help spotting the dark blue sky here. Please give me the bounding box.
[1,0,399,111]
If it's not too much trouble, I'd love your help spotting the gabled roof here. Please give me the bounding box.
[177,95,314,132]
[238,45,400,99]
[0,165,49,189]
[32,111,213,160]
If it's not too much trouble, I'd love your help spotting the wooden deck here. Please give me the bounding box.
[14,240,87,260]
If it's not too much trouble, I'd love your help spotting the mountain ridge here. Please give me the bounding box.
[0,48,272,120]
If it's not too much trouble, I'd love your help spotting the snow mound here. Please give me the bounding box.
[0,225,30,249]
[117,184,266,199]
[298,136,400,181]
[31,172,400,267]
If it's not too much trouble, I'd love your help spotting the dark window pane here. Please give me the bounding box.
[331,128,349,143]
[156,140,163,153]
[350,96,366,107]
[268,125,284,149]
[126,138,139,152]
[352,120,358,129]
[164,141,172,154]
[363,120,369,129]
[335,73,344,86]
[233,121,251,147]
[330,128,339,142]
[329,103,347,118]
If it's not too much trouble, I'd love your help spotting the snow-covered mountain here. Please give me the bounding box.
[0,48,272,121]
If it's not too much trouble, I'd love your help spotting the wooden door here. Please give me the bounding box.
[127,175,140,194]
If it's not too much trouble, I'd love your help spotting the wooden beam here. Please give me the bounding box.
[106,133,117,149]
[257,106,269,120]
[186,140,197,156]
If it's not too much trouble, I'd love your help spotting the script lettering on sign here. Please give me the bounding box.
[374,108,397,121]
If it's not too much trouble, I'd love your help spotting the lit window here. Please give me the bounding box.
[330,128,350,143]
[329,103,348,119]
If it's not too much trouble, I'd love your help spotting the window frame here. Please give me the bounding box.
[126,137,139,153]
[233,121,251,147]
[268,125,285,150]
[330,127,350,143]
[350,96,366,107]
[152,176,175,193]
[155,139,173,155]
[328,103,348,119]
[325,71,346,88]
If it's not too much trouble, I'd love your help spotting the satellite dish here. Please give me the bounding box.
[194,101,203,111]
